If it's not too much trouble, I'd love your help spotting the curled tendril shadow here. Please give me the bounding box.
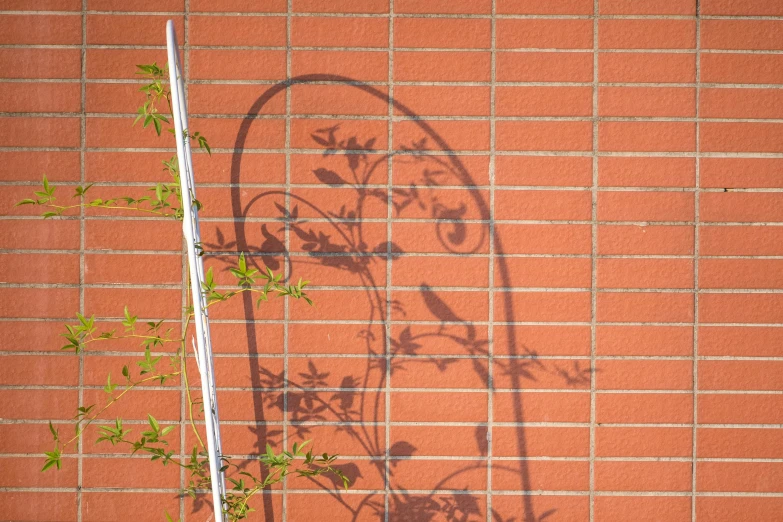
[213,75,590,522]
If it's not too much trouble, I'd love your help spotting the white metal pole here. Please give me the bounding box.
[165,20,226,521]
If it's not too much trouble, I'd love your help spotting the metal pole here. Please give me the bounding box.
[165,20,226,522]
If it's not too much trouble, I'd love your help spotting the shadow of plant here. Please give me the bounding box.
[194,76,597,522]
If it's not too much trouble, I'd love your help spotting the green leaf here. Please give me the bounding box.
[48,421,58,441]
[104,373,117,394]
[15,198,38,206]
[148,414,159,433]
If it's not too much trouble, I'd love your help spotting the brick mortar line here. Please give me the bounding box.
[385,2,394,519]
[8,79,783,89]
[77,2,86,520]
[486,0,496,517]
[589,3,599,519]
[693,3,702,519]
[180,3,190,518]
[6,44,783,55]
[5,10,783,20]
[282,1,293,518]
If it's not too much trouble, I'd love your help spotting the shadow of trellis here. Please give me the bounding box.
[192,76,594,522]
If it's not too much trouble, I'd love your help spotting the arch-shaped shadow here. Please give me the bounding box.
[206,75,588,522]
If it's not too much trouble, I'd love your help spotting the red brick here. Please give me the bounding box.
[86,49,168,79]
[702,158,783,189]
[0,117,80,148]
[0,220,79,250]
[597,325,693,356]
[394,50,490,82]
[698,462,783,493]
[497,0,592,13]
[292,16,388,47]
[292,117,387,149]
[596,461,692,491]
[189,50,286,80]
[599,87,696,118]
[189,15,286,46]
[600,19,696,49]
[0,253,78,284]
[394,255,488,287]
[496,51,593,82]
[86,15,183,45]
[702,0,783,15]
[598,225,694,255]
[0,492,76,522]
[500,257,592,289]
[0,14,81,45]
[700,293,783,324]
[496,121,593,152]
[82,492,179,522]
[0,82,80,113]
[294,50,388,81]
[292,84,389,115]
[395,18,490,49]
[597,360,692,391]
[496,156,592,187]
[701,192,783,223]
[88,0,184,10]
[597,392,692,424]
[698,428,783,459]
[0,151,80,182]
[701,259,783,289]
[393,154,489,186]
[394,85,490,117]
[702,122,783,153]
[0,389,77,420]
[493,391,590,422]
[595,496,691,522]
[494,357,592,390]
[494,426,589,457]
[600,0,696,14]
[496,86,592,117]
[700,326,783,357]
[1,0,80,7]
[599,52,696,83]
[597,292,694,323]
[702,20,783,50]
[0,288,78,319]
[495,291,591,322]
[496,224,592,254]
[391,391,487,422]
[596,427,693,457]
[701,53,783,84]
[492,460,589,491]
[0,354,78,386]
[598,192,694,222]
[396,0,489,13]
[294,0,388,13]
[394,119,490,151]
[190,0,285,11]
[391,288,488,322]
[391,425,487,457]
[0,49,80,79]
[699,394,783,424]
[497,19,593,49]
[697,497,783,522]
[495,325,591,356]
[599,157,695,188]
[598,258,694,289]
[700,360,783,391]
[496,189,591,220]
[702,88,783,119]
[599,121,696,152]
[700,225,783,255]
[392,357,487,389]
[493,495,589,521]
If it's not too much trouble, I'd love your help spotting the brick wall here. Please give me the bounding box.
[2,0,783,521]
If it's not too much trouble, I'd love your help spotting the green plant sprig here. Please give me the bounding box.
[24,62,347,522]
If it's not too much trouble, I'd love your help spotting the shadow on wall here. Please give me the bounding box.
[194,75,593,522]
